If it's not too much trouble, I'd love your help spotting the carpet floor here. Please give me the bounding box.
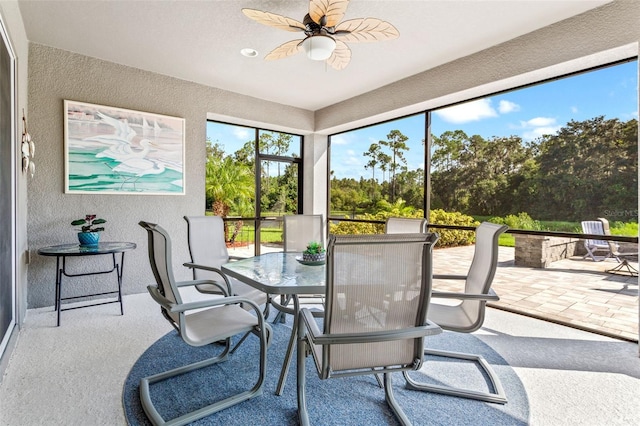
[123,317,529,425]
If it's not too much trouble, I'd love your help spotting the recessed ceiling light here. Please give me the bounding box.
[241,48,258,58]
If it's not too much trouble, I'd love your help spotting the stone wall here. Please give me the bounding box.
[514,235,582,268]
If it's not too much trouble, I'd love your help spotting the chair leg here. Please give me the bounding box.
[383,373,412,426]
[404,348,507,404]
[297,325,310,426]
[606,259,639,276]
[140,325,268,426]
[273,294,292,324]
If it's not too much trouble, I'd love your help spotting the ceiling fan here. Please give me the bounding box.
[242,0,399,70]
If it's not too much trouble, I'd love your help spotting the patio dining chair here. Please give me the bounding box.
[385,217,426,234]
[273,214,325,323]
[297,232,442,426]
[138,221,271,426]
[183,215,269,317]
[403,221,508,404]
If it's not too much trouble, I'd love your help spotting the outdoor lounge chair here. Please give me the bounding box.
[581,218,637,275]
[297,233,442,426]
[385,217,426,234]
[138,221,271,426]
[403,221,508,404]
[183,215,269,317]
[581,218,619,261]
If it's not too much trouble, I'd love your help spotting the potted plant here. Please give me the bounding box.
[71,214,106,247]
[302,241,325,263]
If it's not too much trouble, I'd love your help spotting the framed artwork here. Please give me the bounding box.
[64,100,185,195]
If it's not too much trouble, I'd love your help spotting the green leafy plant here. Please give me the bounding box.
[71,214,106,233]
[303,241,325,255]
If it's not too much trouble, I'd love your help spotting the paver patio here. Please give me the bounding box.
[228,242,639,342]
[432,245,639,342]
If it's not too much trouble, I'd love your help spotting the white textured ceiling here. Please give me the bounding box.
[18,0,611,111]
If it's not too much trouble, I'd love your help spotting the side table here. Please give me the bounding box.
[37,241,136,326]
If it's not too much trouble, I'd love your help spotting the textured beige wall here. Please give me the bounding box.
[315,0,640,133]
[26,44,313,308]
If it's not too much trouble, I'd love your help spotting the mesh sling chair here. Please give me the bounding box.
[273,214,325,323]
[138,221,271,426]
[385,217,427,234]
[403,221,508,404]
[183,216,269,318]
[297,233,442,426]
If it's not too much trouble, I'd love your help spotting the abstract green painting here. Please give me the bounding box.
[64,100,185,195]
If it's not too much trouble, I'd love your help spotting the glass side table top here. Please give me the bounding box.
[37,241,137,256]
[222,252,325,295]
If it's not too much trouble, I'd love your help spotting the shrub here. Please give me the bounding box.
[490,212,541,230]
[429,209,478,247]
[610,221,638,237]
[329,209,478,248]
[329,213,382,235]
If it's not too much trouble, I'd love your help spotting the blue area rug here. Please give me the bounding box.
[123,315,529,425]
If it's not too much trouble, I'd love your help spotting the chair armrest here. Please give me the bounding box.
[170,295,254,313]
[174,279,230,296]
[300,308,441,345]
[183,262,224,274]
[147,285,244,312]
[180,264,233,296]
[431,288,499,301]
[433,274,467,280]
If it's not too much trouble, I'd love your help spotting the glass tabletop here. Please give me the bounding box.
[37,241,137,256]
[221,252,325,295]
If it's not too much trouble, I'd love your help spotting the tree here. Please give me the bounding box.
[379,130,409,202]
[531,116,637,220]
[205,155,254,217]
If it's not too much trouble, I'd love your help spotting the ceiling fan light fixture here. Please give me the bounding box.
[240,48,258,57]
[301,35,336,61]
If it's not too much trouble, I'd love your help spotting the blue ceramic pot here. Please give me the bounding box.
[77,232,100,247]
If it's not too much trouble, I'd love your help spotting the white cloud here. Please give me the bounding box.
[498,100,520,114]
[331,134,349,145]
[521,117,556,127]
[232,128,249,140]
[344,150,360,166]
[518,116,560,140]
[434,99,498,124]
[571,106,579,114]
[523,126,562,140]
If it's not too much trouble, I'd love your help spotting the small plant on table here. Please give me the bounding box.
[303,241,325,262]
[72,214,106,246]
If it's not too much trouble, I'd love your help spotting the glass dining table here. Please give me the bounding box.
[221,251,325,396]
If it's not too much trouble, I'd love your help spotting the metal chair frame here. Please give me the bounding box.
[403,222,508,404]
[138,221,271,426]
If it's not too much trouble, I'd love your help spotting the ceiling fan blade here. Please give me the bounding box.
[326,40,351,70]
[242,8,305,32]
[334,18,400,42]
[264,39,304,61]
[309,0,350,27]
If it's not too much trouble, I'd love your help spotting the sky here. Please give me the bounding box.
[207,60,638,181]
[330,60,638,180]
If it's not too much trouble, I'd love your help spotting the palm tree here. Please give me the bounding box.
[205,156,254,241]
